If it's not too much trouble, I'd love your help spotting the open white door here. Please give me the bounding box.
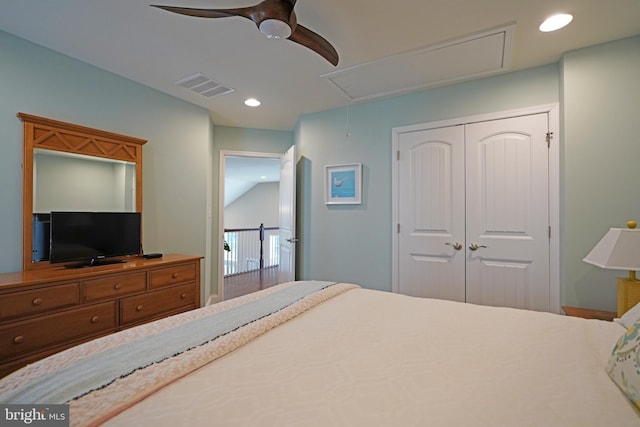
[278,145,296,282]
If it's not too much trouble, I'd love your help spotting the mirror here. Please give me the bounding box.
[31,150,137,262]
[19,113,146,271]
[34,149,137,213]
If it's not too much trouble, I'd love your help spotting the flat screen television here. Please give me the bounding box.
[50,211,141,267]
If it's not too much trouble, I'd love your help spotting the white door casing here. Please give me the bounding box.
[392,106,559,313]
[278,145,296,282]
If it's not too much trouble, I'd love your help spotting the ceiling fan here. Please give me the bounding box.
[151,0,339,66]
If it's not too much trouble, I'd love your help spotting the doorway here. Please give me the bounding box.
[217,148,296,301]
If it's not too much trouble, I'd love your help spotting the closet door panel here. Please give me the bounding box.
[465,113,550,311]
[397,126,465,301]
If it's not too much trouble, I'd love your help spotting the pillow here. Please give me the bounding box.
[608,319,640,409]
[617,302,640,329]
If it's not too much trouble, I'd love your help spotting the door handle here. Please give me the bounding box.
[286,238,299,243]
[468,243,487,251]
[445,242,463,250]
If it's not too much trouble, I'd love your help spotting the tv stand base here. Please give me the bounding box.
[64,258,127,269]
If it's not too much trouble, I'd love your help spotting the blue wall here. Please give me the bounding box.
[0,30,211,296]
[294,35,640,312]
[561,36,640,309]
[2,25,639,312]
[295,65,559,291]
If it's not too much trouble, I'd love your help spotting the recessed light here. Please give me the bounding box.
[244,98,261,107]
[539,13,573,32]
[260,175,268,179]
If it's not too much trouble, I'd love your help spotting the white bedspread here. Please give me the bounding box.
[107,288,639,426]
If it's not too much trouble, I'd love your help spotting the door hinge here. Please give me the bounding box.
[397,223,400,234]
[546,132,554,148]
[549,225,552,239]
[397,150,400,161]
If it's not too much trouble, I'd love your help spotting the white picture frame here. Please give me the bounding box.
[324,163,362,205]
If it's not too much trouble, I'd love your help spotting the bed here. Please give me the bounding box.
[1,280,639,426]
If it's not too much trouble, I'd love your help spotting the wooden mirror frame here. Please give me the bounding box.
[19,113,147,271]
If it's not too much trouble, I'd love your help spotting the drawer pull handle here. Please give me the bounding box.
[113,283,122,290]
[13,335,24,344]
[32,298,43,306]
[180,293,187,299]
[172,273,179,279]
[136,305,144,312]
[90,316,100,323]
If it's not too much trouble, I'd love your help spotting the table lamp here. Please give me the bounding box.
[583,221,640,317]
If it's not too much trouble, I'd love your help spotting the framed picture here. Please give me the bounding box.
[325,163,362,205]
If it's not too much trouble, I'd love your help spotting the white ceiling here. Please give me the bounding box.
[1,1,639,131]
[224,156,280,207]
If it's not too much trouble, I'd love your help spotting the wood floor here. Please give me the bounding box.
[223,266,281,300]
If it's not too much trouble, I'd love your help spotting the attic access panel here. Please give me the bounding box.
[323,25,514,102]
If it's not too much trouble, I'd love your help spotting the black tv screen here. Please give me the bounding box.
[50,212,141,266]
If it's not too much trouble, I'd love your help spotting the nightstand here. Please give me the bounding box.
[562,306,617,321]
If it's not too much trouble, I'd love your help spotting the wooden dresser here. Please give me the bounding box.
[0,254,202,378]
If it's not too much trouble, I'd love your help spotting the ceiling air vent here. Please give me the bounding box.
[176,73,234,98]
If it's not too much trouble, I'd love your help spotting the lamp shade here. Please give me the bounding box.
[583,228,640,270]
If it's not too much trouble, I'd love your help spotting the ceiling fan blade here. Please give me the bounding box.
[152,1,338,66]
[151,5,254,20]
[289,25,339,66]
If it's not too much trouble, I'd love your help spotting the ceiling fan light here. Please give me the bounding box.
[259,19,291,39]
[539,13,573,32]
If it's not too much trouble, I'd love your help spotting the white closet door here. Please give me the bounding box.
[397,125,466,301]
[465,113,550,311]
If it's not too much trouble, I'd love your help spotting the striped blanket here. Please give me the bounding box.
[0,281,359,426]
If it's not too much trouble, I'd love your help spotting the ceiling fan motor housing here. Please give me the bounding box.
[251,0,297,37]
[259,19,292,39]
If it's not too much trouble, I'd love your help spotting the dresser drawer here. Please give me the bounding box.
[149,263,196,289]
[120,284,195,325]
[0,302,116,360]
[0,283,79,320]
[84,272,147,301]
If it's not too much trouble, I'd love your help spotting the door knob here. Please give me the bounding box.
[445,242,463,250]
[468,243,488,251]
[286,237,299,243]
